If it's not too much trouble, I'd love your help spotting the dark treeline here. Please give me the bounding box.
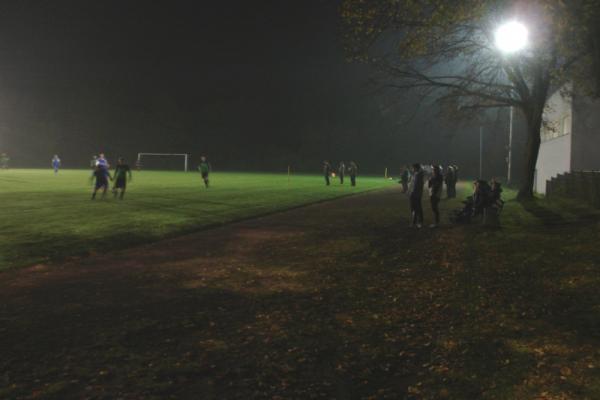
[0,0,524,179]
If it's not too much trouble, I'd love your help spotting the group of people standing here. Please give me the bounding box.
[323,160,358,186]
[402,163,459,228]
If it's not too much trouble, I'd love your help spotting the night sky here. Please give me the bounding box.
[0,0,521,176]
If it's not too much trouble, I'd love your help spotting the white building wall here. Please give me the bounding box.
[535,86,573,194]
[571,95,600,171]
[535,134,571,193]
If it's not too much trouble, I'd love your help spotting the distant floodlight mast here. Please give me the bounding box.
[494,21,528,54]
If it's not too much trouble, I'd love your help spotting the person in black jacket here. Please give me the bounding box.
[428,165,444,227]
[444,166,456,198]
[323,161,331,186]
[338,161,345,184]
[348,161,358,186]
[408,163,424,227]
[400,165,410,193]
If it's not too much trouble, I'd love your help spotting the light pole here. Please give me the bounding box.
[507,106,514,184]
[479,126,483,178]
[494,21,528,185]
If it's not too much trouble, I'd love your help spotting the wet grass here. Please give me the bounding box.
[0,169,392,270]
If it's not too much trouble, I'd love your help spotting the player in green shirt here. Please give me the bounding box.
[0,153,10,169]
[198,156,211,188]
[112,158,132,199]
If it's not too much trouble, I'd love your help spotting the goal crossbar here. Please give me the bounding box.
[137,153,189,172]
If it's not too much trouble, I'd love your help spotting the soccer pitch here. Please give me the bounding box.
[0,169,392,270]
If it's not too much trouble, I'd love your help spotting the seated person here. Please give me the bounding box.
[490,178,505,211]
[452,196,474,224]
[472,180,492,217]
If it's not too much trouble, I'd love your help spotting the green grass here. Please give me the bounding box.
[0,169,392,270]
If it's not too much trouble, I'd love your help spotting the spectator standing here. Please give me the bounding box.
[338,161,345,184]
[408,163,424,228]
[348,161,358,186]
[428,165,444,227]
[445,166,456,198]
[400,165,411,193]
[452,165,460,196]
[323,161,332,186]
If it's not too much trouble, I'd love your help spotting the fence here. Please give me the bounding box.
[546,171,600,208]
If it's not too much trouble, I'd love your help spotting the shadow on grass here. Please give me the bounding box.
[519,198,568,225]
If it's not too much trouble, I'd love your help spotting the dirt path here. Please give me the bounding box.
[2,188,443,399]
[2,188,599,399]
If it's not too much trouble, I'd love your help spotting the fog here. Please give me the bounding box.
[0,0,523,179]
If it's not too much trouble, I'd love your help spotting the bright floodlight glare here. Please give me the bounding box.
[495,21,528,53]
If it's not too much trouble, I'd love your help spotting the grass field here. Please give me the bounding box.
[0,169,392,270]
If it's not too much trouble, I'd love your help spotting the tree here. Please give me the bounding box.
[341,0,600,199]
[571,0,600,97]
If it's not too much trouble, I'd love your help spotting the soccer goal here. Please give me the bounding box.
[136,153,189,171]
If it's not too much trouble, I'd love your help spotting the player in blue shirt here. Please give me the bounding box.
[96,153,109,169]
[51,155,61,174]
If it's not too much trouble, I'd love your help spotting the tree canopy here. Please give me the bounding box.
[341,0,600,199]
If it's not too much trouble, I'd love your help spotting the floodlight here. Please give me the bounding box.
[494,21,528,53]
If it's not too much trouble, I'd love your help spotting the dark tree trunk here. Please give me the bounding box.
[517,66,551,200]
[517,108,543,200]
[592,22,600,97]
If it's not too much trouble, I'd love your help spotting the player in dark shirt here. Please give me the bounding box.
[323,161,331,186]
[91,165,111,200]
[198,156,211,188]
[112,158,132,199]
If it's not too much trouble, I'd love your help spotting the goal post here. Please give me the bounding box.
[136,153,189,171]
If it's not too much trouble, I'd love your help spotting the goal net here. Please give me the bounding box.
[136,153,189,171]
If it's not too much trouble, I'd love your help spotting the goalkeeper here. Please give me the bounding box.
[112,158,132,199]
[198,156,211,188]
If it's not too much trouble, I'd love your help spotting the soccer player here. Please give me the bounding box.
[198,156,211,188]
[408,163,424,228]
[90,155,98,169]
[91,165,112,200]
[0,153,10,169]
[96,153,109,169]
[112,158,132,199]
[52,155,61,174]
